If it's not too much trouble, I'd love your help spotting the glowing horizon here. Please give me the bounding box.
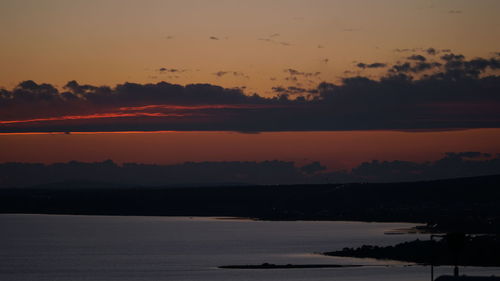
[2,129,500,171]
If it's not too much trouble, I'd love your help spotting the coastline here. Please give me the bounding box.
[324,235,500,267]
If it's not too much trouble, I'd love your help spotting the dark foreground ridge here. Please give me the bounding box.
[1,174,500,233]
[325,234,500,266]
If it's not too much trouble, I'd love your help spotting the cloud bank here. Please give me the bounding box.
[1,152,499,187]
[1,52,500,132]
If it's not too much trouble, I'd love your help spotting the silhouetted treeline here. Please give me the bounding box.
[1,152,500,187]
[1,175,499,233]
[325,234,500,266]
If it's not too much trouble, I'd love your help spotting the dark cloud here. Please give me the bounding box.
[389,55,442,73]
[2,53,500,133]
[356,62,387,69]
[158,68,187,73]
[394,48,418,53]
[426,48,437,55]
[425,48,452,55]
[300,161,327,175]
[2,152,499,187]
[271,86,318,96]
[213,71,249,78]
[209,36,219,40]
[258,34,292,47]
[348,152,500,183]
[441,53,465,62]
[0,80,265,126]
[395,47,451,56]
[407,54,427,62]
[258,38,272,42]
[390,62,412,73]
[436,54,500,78]
[284,69,321,77]
[214,71,228,77]
[399,62,441,73]
[415,61,442,72]
[448,10,462,14]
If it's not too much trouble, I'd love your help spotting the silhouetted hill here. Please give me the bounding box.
[1,174,499,233]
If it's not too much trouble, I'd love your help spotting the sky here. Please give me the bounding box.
[1,0,500,171]
[2,129,500,170]
[1,0,500,93]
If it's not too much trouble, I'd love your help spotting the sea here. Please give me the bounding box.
[1,214,499,281]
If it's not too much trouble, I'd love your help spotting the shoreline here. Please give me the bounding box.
[218,263,365,269]
[0,213,425,231]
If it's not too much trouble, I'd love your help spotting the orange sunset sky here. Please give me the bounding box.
[1,129,500,170]
[1,0,500,94]
[1,0,500,169]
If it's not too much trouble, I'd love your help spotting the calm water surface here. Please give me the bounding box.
[0,214,499,281]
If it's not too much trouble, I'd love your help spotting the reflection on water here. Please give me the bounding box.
[0,214,499,281]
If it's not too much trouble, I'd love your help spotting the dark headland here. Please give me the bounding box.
[1,174,500,234]
[325,234,500,266]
